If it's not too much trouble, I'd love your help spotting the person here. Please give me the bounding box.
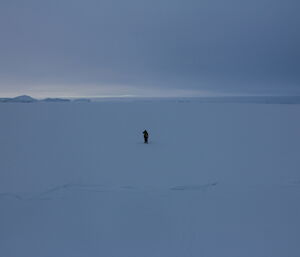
[143,130,149,144]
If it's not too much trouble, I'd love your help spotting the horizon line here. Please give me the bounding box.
[1,94,300,100]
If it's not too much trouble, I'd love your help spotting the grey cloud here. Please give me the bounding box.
[0,0,299,96]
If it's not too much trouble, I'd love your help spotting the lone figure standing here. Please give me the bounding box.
[143,130,149,144]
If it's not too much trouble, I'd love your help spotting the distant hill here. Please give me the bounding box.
[0,95,91,103]
[41,98,71,102]
[0,95,38,103]
[73,98,91,103]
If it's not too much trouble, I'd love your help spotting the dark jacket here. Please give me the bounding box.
[143,130,149,138]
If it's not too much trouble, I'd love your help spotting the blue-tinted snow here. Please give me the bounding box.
[0,100,299,257]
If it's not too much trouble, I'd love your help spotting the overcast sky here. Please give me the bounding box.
[0,0,299,97]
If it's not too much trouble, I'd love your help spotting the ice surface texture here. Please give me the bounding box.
[0,100,300,257]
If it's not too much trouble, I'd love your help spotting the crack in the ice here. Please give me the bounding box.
[0,182,218,201]
[0,193,23,200]
[170,182,218,191]
[37,184,69,198]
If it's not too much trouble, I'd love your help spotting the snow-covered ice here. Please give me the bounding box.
[0,99,300,257]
